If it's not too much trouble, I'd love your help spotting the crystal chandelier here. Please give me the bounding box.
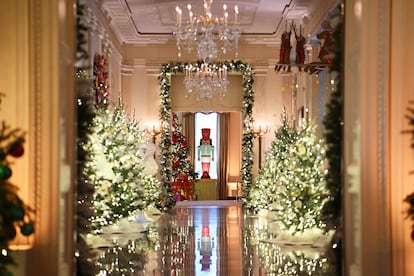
[174,0,240,99]
[174,0,241,61]
[184,62,228,100]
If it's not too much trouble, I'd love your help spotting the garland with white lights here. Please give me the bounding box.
[158,60,255,208]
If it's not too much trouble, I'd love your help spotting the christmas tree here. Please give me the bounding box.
[0,119,35,275]
[170,113,196,199]
[247,110,298,212]
[272,117,329,241]
[85,104,154,232]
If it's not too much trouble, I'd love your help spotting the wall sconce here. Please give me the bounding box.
[253,124,269,169]
[146,125,161,144]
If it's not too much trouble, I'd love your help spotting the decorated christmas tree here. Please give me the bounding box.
[85,104,155,232]
[247,109,298,212]
[170,113,196,199]
[0,115,35,275]
[272,117,329,242]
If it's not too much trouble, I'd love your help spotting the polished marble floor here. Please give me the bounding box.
[94,200,339,275]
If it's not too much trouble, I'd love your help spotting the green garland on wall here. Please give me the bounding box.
[404,101,414,241]
[321,12,343,232]
[158,60,255,209]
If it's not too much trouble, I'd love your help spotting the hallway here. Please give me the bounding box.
[93,201,338,275]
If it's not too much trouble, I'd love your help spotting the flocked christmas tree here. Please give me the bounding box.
[0,105,35,275]
[170,113,196,199]
[271,116,329,241]
[85,104,159,232]
[247,108,298,212]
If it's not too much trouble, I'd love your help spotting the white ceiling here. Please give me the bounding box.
[100,0,334,46]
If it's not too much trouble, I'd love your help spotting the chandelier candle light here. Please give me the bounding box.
[184,62,228,100]
[174,0,240,61]
[174,0,241,100]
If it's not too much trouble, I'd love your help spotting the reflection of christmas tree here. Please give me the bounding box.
[243,216,334,276]
[156,209,195,275]
[273,117,329,236]
[85,104,160,231]
[95,227,159,275]
[256,242,331,276]
[0,119,35,275]
[171,113,195,183]
[247,110,298,212]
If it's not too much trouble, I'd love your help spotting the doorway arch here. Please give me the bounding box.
[158,60,255,209]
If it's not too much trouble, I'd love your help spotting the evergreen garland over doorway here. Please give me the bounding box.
[158,60,255,209]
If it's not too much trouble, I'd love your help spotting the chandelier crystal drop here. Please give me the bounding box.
[174,0,241,61]
[184,62,228,100]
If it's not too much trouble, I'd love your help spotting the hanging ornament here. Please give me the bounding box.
[10,205,25,221]
[0,165,12,179]
[10,144,24,157]
[20,223,35,236]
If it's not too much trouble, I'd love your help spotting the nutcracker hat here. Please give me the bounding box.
[201,128,210,139]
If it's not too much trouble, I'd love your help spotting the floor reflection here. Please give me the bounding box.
[94,201,338,275]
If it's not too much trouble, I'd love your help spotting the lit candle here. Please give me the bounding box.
[234,5,239,24]
[223,4,227,25]
[187,4,192,23]
[176,7,182,27]
[176,6,179,25]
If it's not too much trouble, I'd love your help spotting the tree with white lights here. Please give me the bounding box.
[85,105,160,232]
[247,110,298,212]
[273,117,329,239]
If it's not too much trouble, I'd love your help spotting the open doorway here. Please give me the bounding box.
[194,112,218,179]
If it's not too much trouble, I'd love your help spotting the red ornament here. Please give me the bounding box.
[10,144,24,157]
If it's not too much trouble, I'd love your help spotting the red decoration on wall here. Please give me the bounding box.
[93,54,110,106]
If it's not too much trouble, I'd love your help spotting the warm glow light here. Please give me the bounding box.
[174,0,241,61]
